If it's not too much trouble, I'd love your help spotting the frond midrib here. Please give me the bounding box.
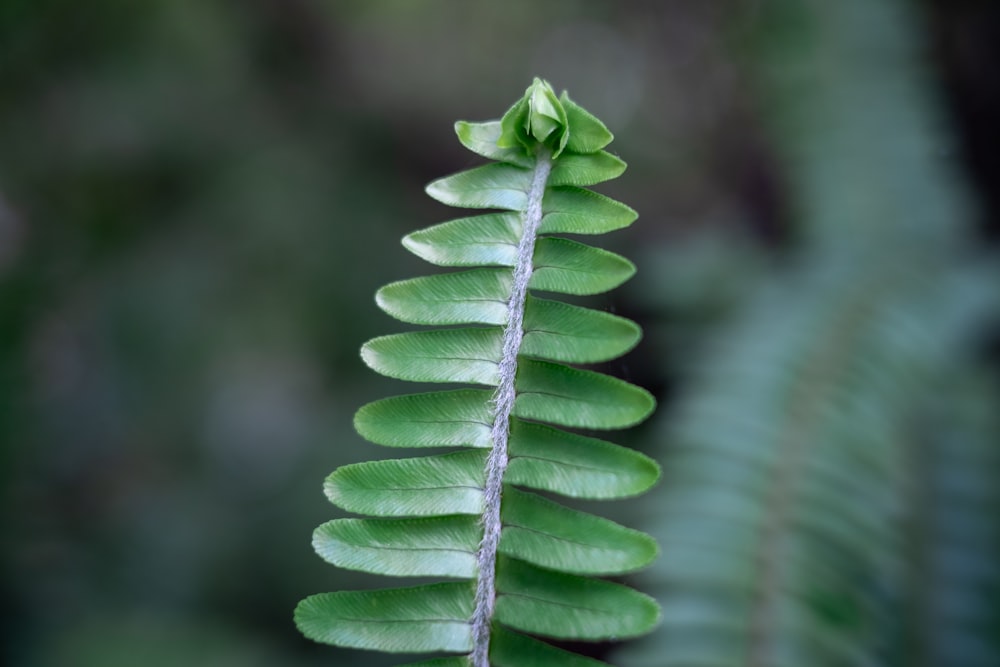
[471,146,553,667]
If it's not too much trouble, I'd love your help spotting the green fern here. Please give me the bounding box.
[295,79,660,666]
[616,0,1000,665]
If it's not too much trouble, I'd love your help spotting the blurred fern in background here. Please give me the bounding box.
[619,0,1000,665]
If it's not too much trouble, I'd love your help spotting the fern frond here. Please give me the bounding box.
[619,258,929,667]
[617,0,1000,665]
[296,79,659,666]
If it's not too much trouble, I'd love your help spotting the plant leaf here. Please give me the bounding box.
[376,269,512,326]
[362,329,502,385]
[426,163,532,211]
[495,557,661,640]
[541,187,638,234]
[295,583,474,653]
[507,420,660,498]
[354,390,493,448]
[402,212,521,267]
[514,359,656,429]
[313,516,480,578]
[399,658,471,667]
[530,238,636,295]
[525,78,567,152]
[325,450,486,516]
[491,625,614,666]
[560,93,614,153]
[497,94,531,150]
[455,121,534,168]
[548,151,626,187]
[499,487,658,574]
[524,297,642,363]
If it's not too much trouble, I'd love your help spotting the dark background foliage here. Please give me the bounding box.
[1,1,997,665]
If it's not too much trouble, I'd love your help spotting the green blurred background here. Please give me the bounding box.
[2,1,998,666]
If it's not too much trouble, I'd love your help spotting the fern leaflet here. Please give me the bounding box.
[295,79,660,666]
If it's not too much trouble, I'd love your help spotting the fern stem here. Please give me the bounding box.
[471,147,553,667]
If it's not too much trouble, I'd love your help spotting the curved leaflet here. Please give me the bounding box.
[295,79,659,666]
